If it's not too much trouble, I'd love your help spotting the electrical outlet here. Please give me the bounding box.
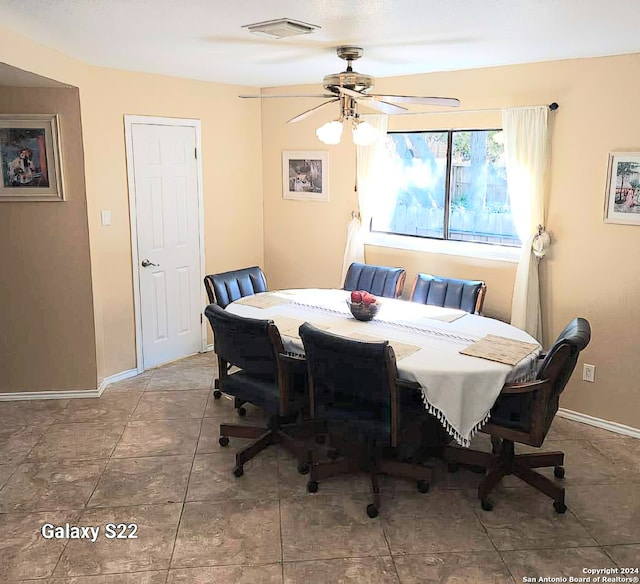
[583,363,595,383]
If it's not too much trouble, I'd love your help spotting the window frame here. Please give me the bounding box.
[369,127,519,253]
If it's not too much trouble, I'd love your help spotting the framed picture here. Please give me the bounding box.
[604,151,640,225]
[0,114,64,201]
[282,150,328,202]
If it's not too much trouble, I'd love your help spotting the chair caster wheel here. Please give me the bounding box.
[218,436,229,447]
[447,462,459,473]
[233,466,244,478]
[307,480,318,493]
[481,498,494,511]
[213,390,222,399]
[553,500,567,514]
[315,435,326,445]
[327,448,339,460]
[417,480,430,494]
[297,462,310,475]
[554,466,565,479]
[237,407,247,417]
[366,504,379,518]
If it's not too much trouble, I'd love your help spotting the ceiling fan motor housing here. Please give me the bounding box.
[323,71,374,93]
[324,45,374,93]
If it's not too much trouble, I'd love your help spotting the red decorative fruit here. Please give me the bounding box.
[350,291,363,303]
[362,293,377,305]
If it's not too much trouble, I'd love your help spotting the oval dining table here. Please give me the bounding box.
[225,288,541,447]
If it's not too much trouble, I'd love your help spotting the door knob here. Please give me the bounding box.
[141,259,159,267]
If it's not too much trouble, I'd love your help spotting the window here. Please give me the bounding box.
[370,130,520,247]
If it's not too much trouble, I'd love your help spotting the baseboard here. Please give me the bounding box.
[0,388,104,401]
[206,344,214,352]
[558,408,640,440]
[0,368,139,401]
[99,368,139,392]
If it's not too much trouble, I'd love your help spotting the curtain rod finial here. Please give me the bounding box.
[549,102,559,111]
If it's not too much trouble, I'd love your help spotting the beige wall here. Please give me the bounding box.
[0,86,97,391]
[262,53,640,430]
[78,69,264,378]
[2,23,639,430]
[1,25,264,388]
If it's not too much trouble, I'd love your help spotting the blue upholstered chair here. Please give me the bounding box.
[410,273,486,314]
[445,317,591,514]
[299,322,431,518]
[203,266,268,309]
[204,304,308,477]
[343,262,406,299]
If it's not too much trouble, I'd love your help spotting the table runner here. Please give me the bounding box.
[225,289,541,446]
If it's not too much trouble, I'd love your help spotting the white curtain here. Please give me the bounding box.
[340,115,389,284]
[502,106,551,342]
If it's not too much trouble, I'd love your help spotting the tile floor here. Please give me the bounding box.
[1,352,639,583]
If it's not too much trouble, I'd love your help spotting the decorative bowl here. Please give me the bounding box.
[346,299,379,322]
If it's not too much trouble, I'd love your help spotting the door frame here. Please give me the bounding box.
[124,115,207,374]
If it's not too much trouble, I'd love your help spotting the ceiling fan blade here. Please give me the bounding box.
[371,95,461,108]
[287,99,339,124]
[239,94,335,99]
[359,98,408,115]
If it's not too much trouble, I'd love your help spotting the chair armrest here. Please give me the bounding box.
[500,379,548,395]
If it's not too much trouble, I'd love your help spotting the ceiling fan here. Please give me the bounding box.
[240,46,460,144]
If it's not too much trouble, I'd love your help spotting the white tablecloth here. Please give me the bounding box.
[226,289,541,446]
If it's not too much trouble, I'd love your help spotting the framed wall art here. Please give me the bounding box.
[282,150,328,202]
[604,151,640,225]
[0,114,64,201]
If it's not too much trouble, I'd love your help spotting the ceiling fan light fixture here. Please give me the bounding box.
[242,18,320,39]
[352,120,378,146]
[316,120,343,145]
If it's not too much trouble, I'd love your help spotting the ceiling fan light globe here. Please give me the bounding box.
[352,121,378,146]
[316,120,343,145]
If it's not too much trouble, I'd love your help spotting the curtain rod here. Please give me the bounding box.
[395,102,559,117]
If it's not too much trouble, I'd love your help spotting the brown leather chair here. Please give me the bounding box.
[299,322,431,518]
[445,317,591,513]
[343,262,406,299]
[410,273,486,314]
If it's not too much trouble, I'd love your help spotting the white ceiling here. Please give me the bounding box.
[1,0,640,88]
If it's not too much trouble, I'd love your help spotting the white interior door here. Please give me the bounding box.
[130,122,203,369]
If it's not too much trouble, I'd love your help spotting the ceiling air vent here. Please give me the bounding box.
[242,18,320,39]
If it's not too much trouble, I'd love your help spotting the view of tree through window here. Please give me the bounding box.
[370,130,521,247]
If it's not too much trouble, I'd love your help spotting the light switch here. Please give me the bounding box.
[101,210,112,226]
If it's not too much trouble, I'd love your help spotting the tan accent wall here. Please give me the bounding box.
[0,86,96,391]
[1,26,264,389]
[262,53,640,430]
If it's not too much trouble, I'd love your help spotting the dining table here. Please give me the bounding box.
[226,288,541,447]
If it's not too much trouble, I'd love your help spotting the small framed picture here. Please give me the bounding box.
[282,150,328,202]
[604,151,640,225]
[0,114,64,202]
